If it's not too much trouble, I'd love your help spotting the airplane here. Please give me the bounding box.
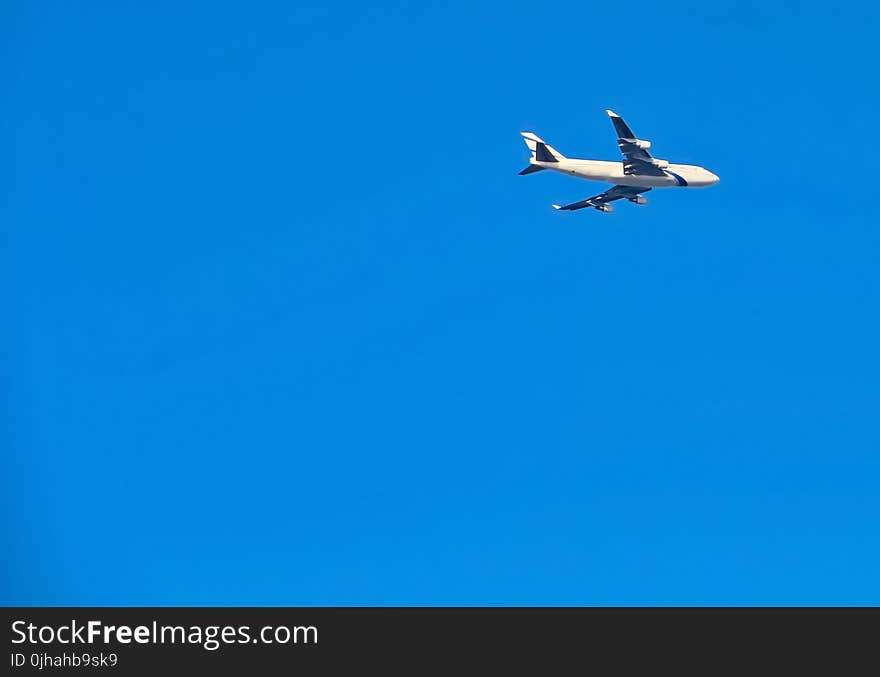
[519,109,719,212]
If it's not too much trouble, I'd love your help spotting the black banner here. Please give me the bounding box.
[3,608,877,674]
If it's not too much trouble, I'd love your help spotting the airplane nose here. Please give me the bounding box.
[708,171,720,184]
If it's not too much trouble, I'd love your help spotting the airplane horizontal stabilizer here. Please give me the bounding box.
[518,164,545,176]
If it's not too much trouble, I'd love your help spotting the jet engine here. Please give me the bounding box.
[628,196,648,205]
[594,204,614,213]
[632,138,652,150]
[651,158,669,168]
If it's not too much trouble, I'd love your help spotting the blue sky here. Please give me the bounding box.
[3,1,879,604]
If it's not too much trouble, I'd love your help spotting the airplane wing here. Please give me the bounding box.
[606,109,668,178]
[552,185,651,212]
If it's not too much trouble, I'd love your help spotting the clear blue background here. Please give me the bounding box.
[4,1,879,604]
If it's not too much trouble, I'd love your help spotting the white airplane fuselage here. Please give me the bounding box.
[531,158,719,188]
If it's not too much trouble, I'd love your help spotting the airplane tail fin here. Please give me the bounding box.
[520,131,566,167]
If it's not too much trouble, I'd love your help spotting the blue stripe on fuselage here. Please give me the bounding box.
[664,170,688,187]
